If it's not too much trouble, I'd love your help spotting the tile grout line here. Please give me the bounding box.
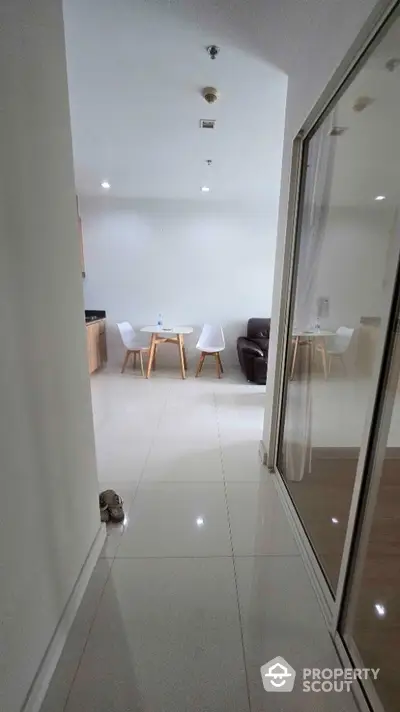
[214,390,253,712]
[111,393,170,559]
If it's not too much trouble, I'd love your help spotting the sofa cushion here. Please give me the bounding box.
[247,317,271,341]
[252,337,269,354]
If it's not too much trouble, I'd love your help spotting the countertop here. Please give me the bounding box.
[85,318,105,327]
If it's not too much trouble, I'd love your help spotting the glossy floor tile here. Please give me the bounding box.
[227,482,300,555]
[65,558,249,712]
[40,370,359,712]
[235,556,358,711]
[118,482,232,557]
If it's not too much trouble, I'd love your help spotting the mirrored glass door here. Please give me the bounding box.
[277,8,400,597]
[340,273,400,712]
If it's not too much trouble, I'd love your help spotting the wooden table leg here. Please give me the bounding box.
[146,334,156,378]
[182,342,188,371]
[177,334,186,379]
[319,338,328,379]
[290,337,299,380]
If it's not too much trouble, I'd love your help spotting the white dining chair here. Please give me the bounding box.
[321,326,355,375]
[195,324,225,378]
[117,321,149,376]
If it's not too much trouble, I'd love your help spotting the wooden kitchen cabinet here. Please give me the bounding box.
[86,320,107,374]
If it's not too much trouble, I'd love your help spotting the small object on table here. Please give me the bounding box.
[141,325,193,379]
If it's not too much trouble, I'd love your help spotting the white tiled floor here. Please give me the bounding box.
[41,368,358,712]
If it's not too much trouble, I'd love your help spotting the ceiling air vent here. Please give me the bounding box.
[328,126,348,137]
[200,119,216,129]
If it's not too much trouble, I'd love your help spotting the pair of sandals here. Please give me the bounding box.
[99,489,125,523]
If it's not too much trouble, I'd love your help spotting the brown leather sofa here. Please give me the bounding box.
[237,318,271,384]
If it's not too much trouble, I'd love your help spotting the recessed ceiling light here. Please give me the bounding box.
[196,517,204,527]
[201,186,210,193]
[375,195,386,201]
[331,517,339,524]
[101,181,111,189]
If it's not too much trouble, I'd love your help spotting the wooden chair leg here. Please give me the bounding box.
[196,352,206,377]
[139,351,144,377]
[152,346,156,371]
[215,353,221,378]
[217,353,224,373]
[121,350,130,373]
[133,351,137,370]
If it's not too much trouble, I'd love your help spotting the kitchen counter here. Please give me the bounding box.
[85,318,105,326]
[86,318,107,374]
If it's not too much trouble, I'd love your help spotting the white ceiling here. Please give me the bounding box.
[63,0,287,202]
[323,15,400,207]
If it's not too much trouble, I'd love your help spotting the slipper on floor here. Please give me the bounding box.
[99,489,125,523]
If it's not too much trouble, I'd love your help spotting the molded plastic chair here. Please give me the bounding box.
[195,324,225,378]
[317,326,354,375]
[117,321,149,376]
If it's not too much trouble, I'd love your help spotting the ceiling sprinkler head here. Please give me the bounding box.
[206,159,212,166]
[207,45,220,60]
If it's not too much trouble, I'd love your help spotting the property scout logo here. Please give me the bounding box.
[261,656,379,693]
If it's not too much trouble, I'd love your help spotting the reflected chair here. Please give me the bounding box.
[195,324,225,378]
[317,326,354,375]
[117,322,149,376]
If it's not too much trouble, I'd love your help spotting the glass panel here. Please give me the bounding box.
[278,11,400,595]
[342,302,400,712]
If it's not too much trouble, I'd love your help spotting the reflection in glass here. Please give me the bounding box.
[278,14,400,595]
[343,321,400,712]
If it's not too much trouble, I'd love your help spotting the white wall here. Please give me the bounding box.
[262,0,384,448]
[82,198,278,368]
[313,205,394,330]
[0,2,101,710]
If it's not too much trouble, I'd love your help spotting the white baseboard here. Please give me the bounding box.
[21,523,106,712]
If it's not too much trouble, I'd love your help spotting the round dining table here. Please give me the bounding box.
[140,325,194,379]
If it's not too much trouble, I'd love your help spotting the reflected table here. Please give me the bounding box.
[141,326,194,379]
[290,330,334,380]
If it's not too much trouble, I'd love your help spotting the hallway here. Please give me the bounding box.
[41,370,358,712]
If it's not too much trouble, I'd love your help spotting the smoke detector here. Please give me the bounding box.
[202,87,219,104]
